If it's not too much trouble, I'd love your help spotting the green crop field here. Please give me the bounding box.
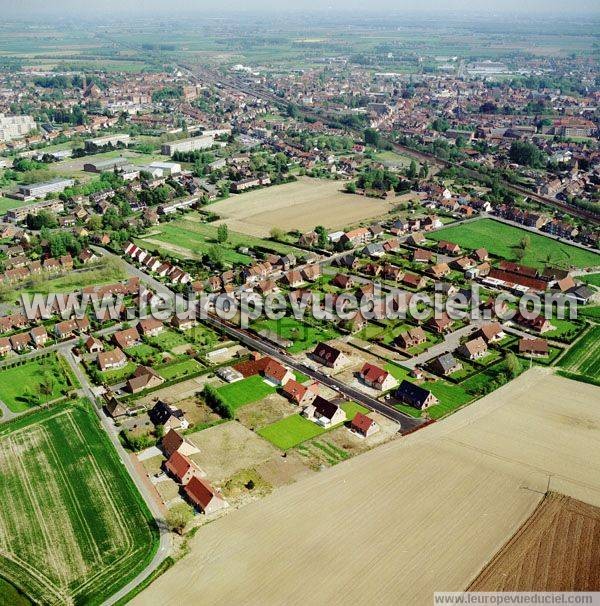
[557,325,600,382]
[0,403,158,606]
[429,219,600,269]
[580,273,600,287]
[0,354,75,413]
[217,375,276,410]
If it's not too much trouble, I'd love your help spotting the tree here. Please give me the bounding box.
[216,224,229,243]
[363,128,381,148]
[315,225,328,249]
[206,245,224,269]
[506,353,522,378]
[406,159,417,180]
[269,227,284,241]
[419,162,429,179]
[508,141,546,168]
[432,118,450,132]
[166,503,194,535]
[286,103,300,119]
[344,181,356,194]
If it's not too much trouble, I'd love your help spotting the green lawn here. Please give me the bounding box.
[542,318,584,342]
[0,402,158,605]
[429,218,600,269]
[184,325,219,349]
[580,273,600,287]
[156,358,204,381]
[0,196,30,214]
[100,361,137,385]
[217,375,276,410]
[147,329,190,352]
[257,413,327,450]
[385,361,411,381]
[125,343,158,364]
[340,401,369,420]
[0,354,74,413]
[557,325,600,383]
[251,317,339,354]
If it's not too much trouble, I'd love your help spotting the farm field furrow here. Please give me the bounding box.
[0,403,159,606]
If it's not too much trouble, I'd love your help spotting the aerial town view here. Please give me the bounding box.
[0,1,599,605]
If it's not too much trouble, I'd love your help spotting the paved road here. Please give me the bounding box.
[402,322,482,369]
[62,349,172,606]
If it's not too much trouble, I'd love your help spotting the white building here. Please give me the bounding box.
[0,113,36,143]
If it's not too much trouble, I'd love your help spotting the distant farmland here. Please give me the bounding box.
[430,218,600,269]
[0,403,158,605]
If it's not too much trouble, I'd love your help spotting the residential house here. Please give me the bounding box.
[282,380,318,407]
[413,248,433,263]
[458,337,488,360]
[126,365,165,394]
[428,352,462,376]
[29,326,48,347]
[518,337,549,357]
[263,359,294,386]
[476,322,505,343]
[427,313,453,334]
[149,400,189,432]
[85,335,104,353]
[428,262,450,279]
[113,327,141,349]
[97,348,127,371]
[350,412,379,437]
[184,475,228,514]
[10,332,31,352]
[402,273,426,290]
[165,451,201,485]
[395,380,438,410]
[302,264,322,282]
[396,327,427,349]
[162,428,200,458]
[138,318,164,337]
[437,240,461,255]
[312,342,348,370]
[332,274,354,289]
[302,396,346,427]
[358,362,397,391]
[282,270,304,288]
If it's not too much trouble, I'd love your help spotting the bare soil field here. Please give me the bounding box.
[469,492,600,591]
[186,420,280,483]
[235,393,298,430]
[132,374,222,408]
[133,369,600,606]
[209,177,396,237]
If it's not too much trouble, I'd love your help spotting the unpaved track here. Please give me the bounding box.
[209,177,396,237]
[133,369,600,606]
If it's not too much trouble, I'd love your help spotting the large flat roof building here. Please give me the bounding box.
[6,198,65,222]
[161,135,214,156]
[84,134,131,151]
[0,113,36,143]
[18,178,74,199]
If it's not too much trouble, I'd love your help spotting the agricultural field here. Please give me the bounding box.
[251,317,339,354]
[0,403,158,605]
[557,324,600,383]
[134,370,600,606]
[208,177,397,237]
[138,216,303,266]
[0,354,76,413]
[469,493,600,591]
[429,218,600,270]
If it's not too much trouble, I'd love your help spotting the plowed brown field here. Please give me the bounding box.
[469,493,600,591]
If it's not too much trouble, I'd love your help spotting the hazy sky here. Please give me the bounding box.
[3,0,599,18]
